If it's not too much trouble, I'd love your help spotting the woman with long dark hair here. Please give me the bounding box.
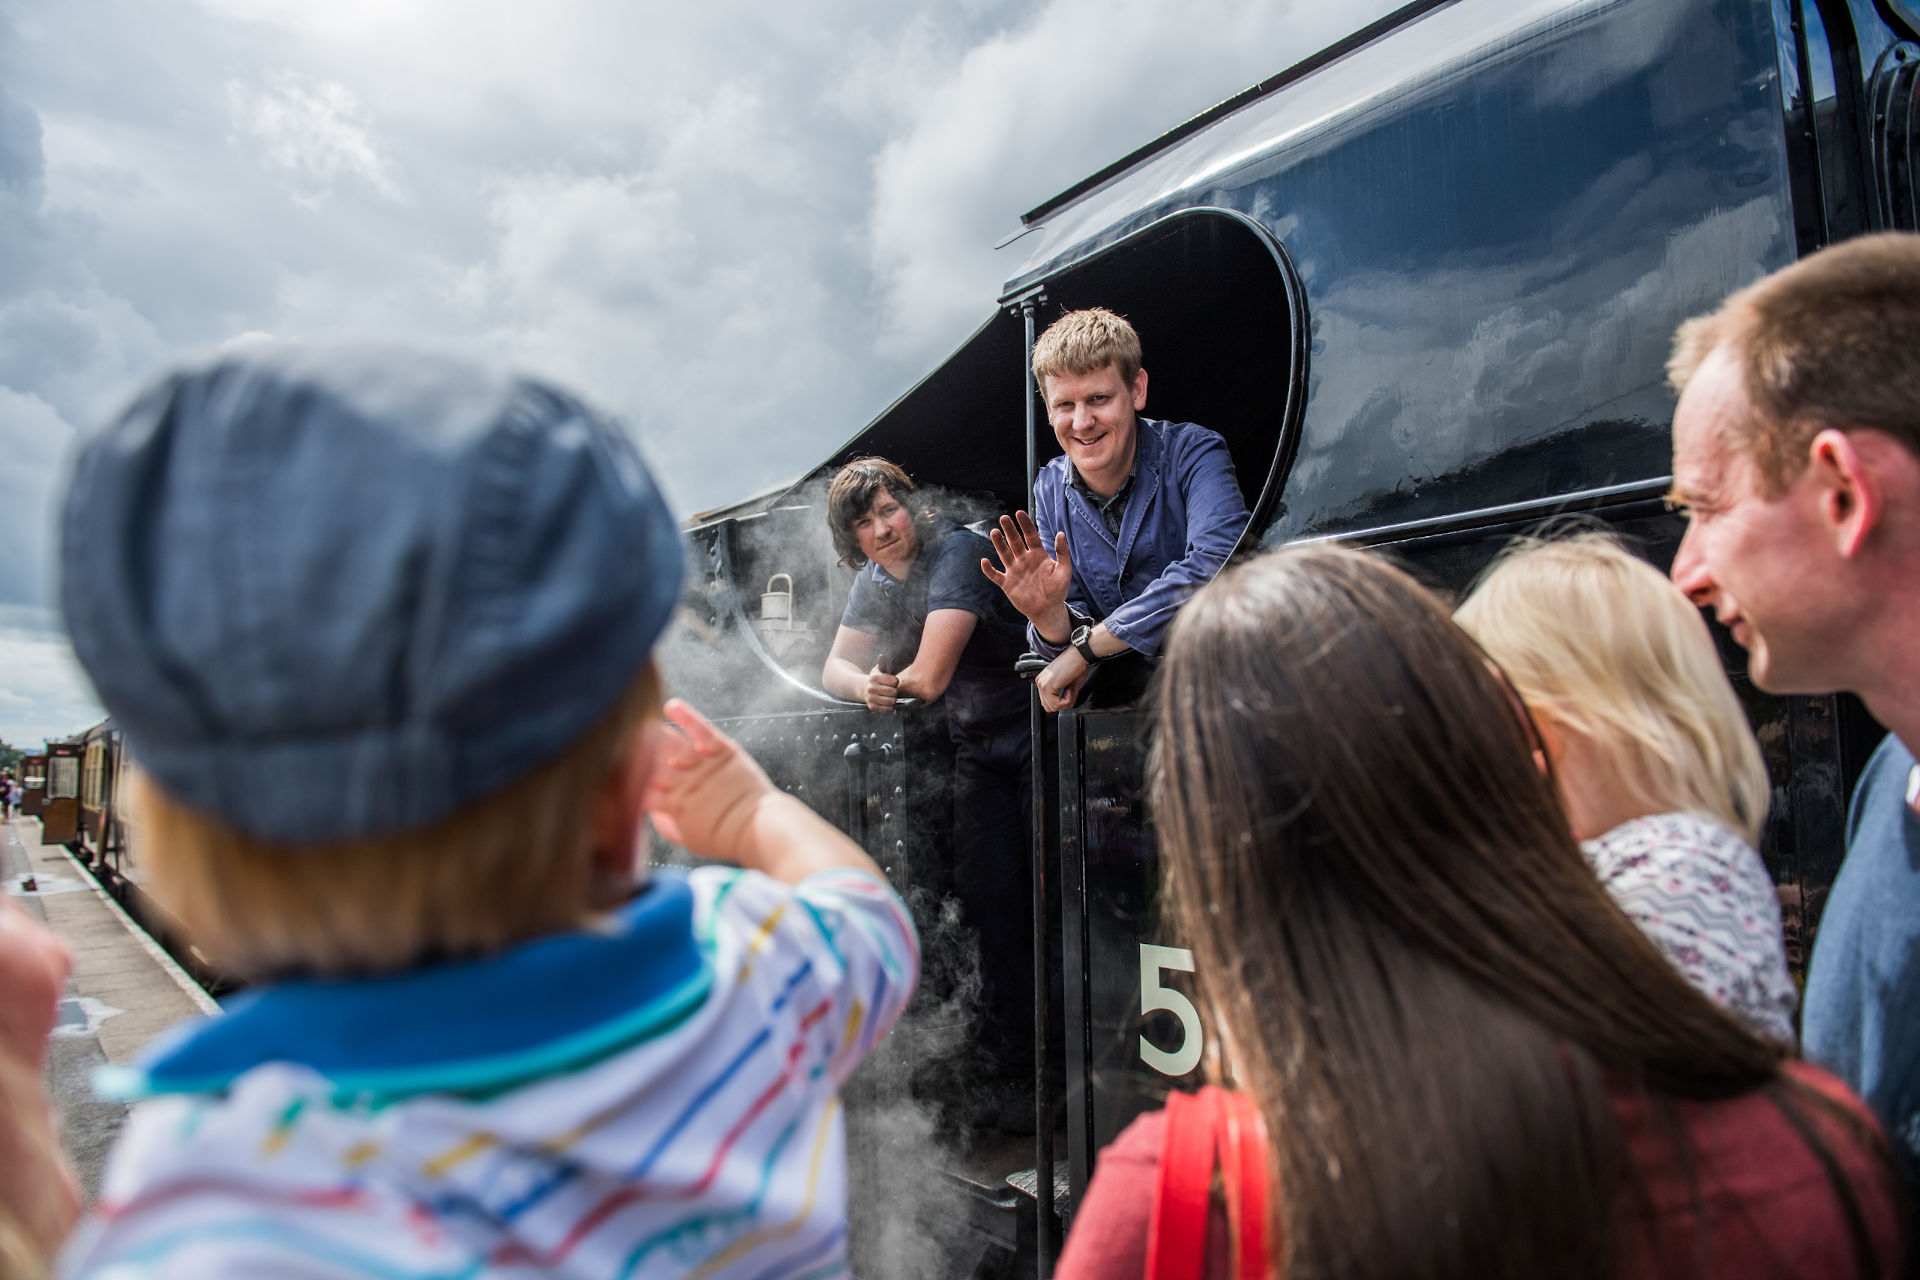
[1056,545,1901,1280]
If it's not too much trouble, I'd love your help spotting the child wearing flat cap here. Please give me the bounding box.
[56,345,919,1279]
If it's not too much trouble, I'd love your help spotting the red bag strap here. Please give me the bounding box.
[1147,1087,1277,1280]
[1216,1089,1272,1280]
[1148,1089,1216,1280]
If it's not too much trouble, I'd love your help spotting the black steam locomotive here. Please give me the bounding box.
[32,0,1920,1273]
[666,0,1919,1272]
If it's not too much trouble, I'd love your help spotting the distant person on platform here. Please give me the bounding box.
[1666,231,1920,1192]
[820,458,1037,1128]
[982,309,1250,711]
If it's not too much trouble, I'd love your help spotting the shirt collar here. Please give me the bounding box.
[1068,415,1164,490]
[1069,458,1138,509]
[98,870,712,1103]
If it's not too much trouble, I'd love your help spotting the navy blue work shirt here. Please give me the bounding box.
[1803,732,1920,1190]
[840,519,1030,741]
[1031,417,1250,659]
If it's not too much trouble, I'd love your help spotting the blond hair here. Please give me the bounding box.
[1455,535,1768,844]
[1669,232,1920,496]
[1031,308,1142,386]
[133,663,663,981]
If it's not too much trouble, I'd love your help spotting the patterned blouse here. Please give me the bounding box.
[1582,812,1799,1045]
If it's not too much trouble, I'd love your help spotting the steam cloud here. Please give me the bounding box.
[654,466,1040,1278]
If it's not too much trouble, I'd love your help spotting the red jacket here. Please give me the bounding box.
[1057,1061,1901,1279]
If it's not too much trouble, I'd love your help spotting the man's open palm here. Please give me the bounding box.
[983,510,1073,622]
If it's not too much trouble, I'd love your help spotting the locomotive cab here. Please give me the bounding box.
[675,208,1304,719]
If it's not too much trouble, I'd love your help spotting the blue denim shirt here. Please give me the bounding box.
[1030,417,1249,659]
[1803,733,1920,1192]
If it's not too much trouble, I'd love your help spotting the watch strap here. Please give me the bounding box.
[1072,626,1101,665]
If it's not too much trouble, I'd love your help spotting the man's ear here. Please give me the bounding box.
[1808,428,1883,559]
[1130,366,1149,412]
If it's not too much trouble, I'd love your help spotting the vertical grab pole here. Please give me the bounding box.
[1018,292,1054,1276]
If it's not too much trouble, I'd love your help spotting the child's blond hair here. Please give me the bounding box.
[1455,534,1769,845]
[134,663,662,981]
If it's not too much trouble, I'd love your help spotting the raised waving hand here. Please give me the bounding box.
[982,510,1075,640]
[642,699,879,883]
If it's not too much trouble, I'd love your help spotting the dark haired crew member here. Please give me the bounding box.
[986,308,1250,710]
[821,459,1036,1119]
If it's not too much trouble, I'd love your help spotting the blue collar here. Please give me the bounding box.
[1132,415,1168,477]
[1060,417,1168,552]
[98,871,712,1104]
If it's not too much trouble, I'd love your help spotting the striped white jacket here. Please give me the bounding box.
[61,865,918,1280]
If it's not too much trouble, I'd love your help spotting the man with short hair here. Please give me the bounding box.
[984,309,1250,710]
[1666,231,1920,1185]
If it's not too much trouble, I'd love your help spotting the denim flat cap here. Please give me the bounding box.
[60,343,684,844]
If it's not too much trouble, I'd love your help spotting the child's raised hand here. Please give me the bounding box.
[641,699,776,864]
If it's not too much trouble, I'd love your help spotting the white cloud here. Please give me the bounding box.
[0,608,101,749]
[227,70,403,204]
[11,0,1384,516]
[866,0,1404,358]
[0,285,166,427]
[0,387,78,607]
[0,0,1410,733]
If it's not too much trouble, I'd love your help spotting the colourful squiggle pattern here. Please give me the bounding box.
[482,997,835,1270]
[71,867,917,1279]
[679,1099,841,1280]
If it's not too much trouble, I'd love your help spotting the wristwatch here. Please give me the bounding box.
[1070,624,1101,665]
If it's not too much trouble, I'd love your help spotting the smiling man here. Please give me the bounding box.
[1666,232,1920,1189]
[984,309,1250,711]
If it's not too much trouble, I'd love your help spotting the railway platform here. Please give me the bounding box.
[3,817,215,1201]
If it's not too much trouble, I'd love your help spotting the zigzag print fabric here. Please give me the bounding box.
[62,866,920,1279]
[1583,812,1798,1045]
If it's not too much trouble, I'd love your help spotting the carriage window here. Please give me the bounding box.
[48,757,78,799]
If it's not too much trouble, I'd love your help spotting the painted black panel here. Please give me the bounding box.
[999,0,1797,546]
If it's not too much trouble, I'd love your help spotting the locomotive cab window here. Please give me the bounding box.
[1010,209,1308,552]
[677,208,1305,714]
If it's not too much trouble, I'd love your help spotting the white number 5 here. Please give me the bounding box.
[1138,944,1203,1077]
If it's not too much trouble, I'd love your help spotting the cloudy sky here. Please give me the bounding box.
[0,0,1374,746]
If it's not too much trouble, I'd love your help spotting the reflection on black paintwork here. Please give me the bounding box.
[1008,0,1794,543]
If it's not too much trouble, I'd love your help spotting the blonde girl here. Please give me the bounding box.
[1456,532,1796,1043]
